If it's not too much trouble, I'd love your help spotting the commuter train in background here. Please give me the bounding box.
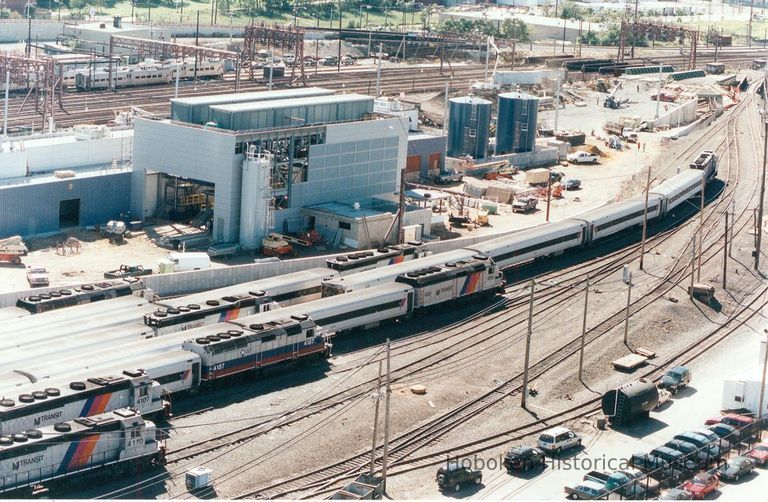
[0,59,225,93]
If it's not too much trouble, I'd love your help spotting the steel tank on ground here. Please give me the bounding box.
[447,96,491,160]
[495,91,538,155]
[239,148,273,249]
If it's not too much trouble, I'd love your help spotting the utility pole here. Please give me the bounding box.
[697,170,706,280]
[623,271,632,346]
[631,0,639,59]
[639,165,652,270]
[442,80,449,134]
[723,212,729,289]
[758,331,768,426]
[369,361,383,476]
[750,0,755,47]
[381,340,392,492]
[194,10,200,81]
[511,39,516,71]
[578,276,589,381]
[375,43,383,97]
[545,169,552,222]
[757,73,768,271]
[483,37,490,81]
[554,76,561,130]
[397,167,406,244]
[521,280,534,409]
[3,66,9,139]
[655,65,663,119]
[690,238,696,301]
[337,0,342,74]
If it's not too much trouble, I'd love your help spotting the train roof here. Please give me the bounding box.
[650,170,705,195]
[395,258,489,287]
[229,282,413,328]
[467,220,585,253]
[0,409,144,454]
[322,249,477,290]
[0,372,145,417]
[571,195,663,224]
[155,268,336,308]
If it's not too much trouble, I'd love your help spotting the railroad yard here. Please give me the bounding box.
[3,2,768,501]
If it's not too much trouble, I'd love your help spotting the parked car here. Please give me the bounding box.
[664,439,713,468]
[536,427,581,455]
[649,447,697,476]
[26,266,49,287]
[746,442,768,465]
[659,366,691,394]
[550,170,565,183]
[512,196,538,213]
[563,480,608,500]
[566,151,598,164]
[502,446,545,472]
[692,428,732,454]
[718,413,760,440]
[435,462,482,492]
[659,488,693,500]
[716,456,755,481]
[103,264,152,279]
[562,178,581,190]
[682,472,719,499]
[707,423,742,446]
[673,432,724,461]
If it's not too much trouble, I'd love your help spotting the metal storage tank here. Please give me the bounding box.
[447,96,490,160]
[601,379,659,425]
[239,149,273,249]
[495,91,538,155]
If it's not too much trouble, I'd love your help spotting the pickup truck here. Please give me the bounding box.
[567,151,598,164]
[103,264,152,279]
[512,196,538,213]
[583,470,654,498]
[26,266,50,287]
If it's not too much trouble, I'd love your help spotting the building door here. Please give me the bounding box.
[59,199,81,229]
[428,153,441,174]
[406,155,421,181]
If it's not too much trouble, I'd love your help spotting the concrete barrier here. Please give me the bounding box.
[0,228,526,307]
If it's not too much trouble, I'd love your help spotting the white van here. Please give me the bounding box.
[158,252,211,274]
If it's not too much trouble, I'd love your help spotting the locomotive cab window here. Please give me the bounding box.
[306,329,314,338]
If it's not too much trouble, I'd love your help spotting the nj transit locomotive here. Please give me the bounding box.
[0,408,163,495]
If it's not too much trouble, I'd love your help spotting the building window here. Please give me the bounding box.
[339,221,351,230]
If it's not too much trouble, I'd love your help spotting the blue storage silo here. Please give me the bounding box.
[447,96,491,160]
[495,92,538,155]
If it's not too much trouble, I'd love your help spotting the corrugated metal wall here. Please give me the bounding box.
[0,172,131,238]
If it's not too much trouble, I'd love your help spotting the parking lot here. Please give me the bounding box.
[395,320,768,500]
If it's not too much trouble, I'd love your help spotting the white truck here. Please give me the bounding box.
[0,236,27,265]
[158,252,211,274]
[566,151,598,164]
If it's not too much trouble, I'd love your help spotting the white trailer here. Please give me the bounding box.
[158,252,211,273]
[721,373,768,415]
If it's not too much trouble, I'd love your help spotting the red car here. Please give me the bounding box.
[683,472,719,500]
[747,442,768,466]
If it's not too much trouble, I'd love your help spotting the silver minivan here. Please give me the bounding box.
[537,426,582,454]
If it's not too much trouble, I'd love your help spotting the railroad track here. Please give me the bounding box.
[6,45,766,130]
[90,55,760,502]
[225,83,763,500]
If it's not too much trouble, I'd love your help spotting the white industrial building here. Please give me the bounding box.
[131,88,431,249]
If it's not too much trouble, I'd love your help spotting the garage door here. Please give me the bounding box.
[406,155,421,173]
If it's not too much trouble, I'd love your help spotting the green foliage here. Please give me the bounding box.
[436,17,531,42]
[559,1,585,20]
[500,18,531,42]
[578,30,600,46]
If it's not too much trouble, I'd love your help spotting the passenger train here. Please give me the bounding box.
[0,408,164,495]
[0,59,224,94]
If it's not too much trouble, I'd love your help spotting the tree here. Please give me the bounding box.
[500,18,531,42]
[559,1,585,21]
